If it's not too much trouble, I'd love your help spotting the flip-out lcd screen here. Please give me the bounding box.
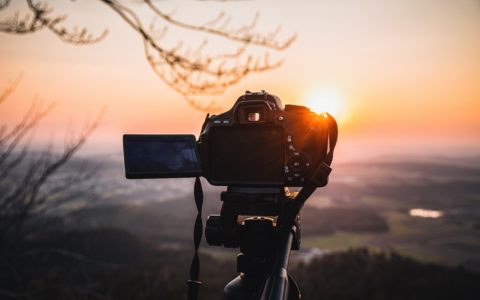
[123,134,201,178]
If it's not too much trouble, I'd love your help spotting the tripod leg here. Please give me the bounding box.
[223,275,266,300]
[260,227,295,300]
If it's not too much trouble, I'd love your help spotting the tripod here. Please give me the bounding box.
[205,186,303,300]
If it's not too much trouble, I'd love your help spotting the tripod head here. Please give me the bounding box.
[205,186,302,300]
[206,187,299,248]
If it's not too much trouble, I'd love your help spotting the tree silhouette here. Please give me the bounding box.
[0,0,296,111]
[0,77,104,245]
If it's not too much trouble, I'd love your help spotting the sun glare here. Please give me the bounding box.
[305,88,347,122]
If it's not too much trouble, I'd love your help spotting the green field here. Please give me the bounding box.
[302,191,480,269]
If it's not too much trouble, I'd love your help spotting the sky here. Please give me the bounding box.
[1,0,479,161]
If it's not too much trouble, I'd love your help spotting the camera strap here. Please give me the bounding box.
[282,112,338,226]
[187,176,203,300]
[187,113,211,300]
[298,112,338,201]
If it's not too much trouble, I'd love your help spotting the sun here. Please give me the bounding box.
[305,88,347,122]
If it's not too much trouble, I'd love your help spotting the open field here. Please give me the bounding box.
[300,157,480,270]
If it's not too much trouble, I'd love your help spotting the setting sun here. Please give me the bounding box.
[305,88,347,122]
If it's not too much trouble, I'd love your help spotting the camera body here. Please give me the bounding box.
[123,90,333,188]
[198,91,329,187]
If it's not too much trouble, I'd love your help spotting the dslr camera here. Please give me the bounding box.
[123,90,332,186]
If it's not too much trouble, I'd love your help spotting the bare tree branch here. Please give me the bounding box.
[143,1,294,50]
[0,99,54,166]
[0,79,105,242]
[0,74,21,105]
[100,0,295,111]
[0,0,108,45]
[0,0,296,111]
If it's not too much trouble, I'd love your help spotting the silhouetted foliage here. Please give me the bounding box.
[293,248,480,300]
[0,78,104,298]
[0,0,295,111]
[0,79,103,245]
[2,227,479,299]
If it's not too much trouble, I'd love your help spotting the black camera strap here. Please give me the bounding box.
[281,112,338,226]
[187,176,203,300]
[297,112,338,207]
[187,114,211,300]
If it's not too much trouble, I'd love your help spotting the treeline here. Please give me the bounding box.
[1,228,479,300]
[293,248,480,300]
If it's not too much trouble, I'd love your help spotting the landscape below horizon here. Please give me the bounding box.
[3,152,480,299]
[54,153,480,271]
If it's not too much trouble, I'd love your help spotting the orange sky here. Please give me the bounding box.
[1,0,479,161]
